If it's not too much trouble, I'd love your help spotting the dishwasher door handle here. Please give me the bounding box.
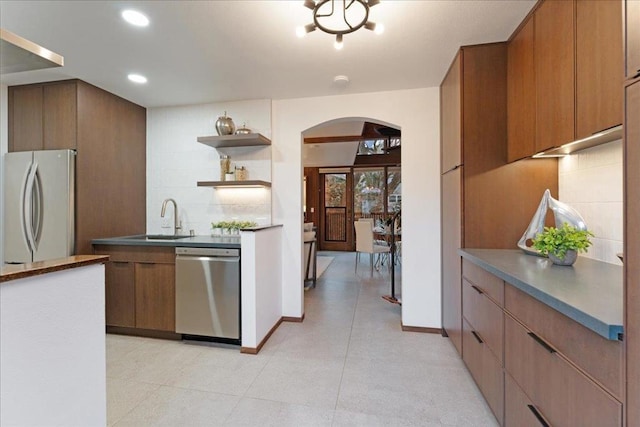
[177,255,240,263]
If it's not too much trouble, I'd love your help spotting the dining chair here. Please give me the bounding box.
[354,220,390,275]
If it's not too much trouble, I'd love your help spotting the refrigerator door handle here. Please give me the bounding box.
[23,161,39,252]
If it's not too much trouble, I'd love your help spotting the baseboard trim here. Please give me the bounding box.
[401,325,442,334]
[240,317,284,355]
[282,313,305,323]
[106,326,182,340]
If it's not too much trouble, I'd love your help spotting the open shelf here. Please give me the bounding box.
[197,133,271,148]
[197,180,271,188]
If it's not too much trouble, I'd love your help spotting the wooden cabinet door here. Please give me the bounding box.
[105,261,135,327]
[462,278,504,363]
[505,314,622,426]
[535,0,575,152]
[625,79,640,426]
[8,85,43,152]
[507,16,535,162]
[626,0,640,79]
[462,318,504,425]
[135,263,175,331]
[43,82,77,150]
[505,372,550,427]
[441,168,462,355]
[441,52,462,173]
[576,0,623,139]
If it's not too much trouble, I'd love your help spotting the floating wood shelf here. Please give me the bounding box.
[197,180,271,188]
[197,133,271,148]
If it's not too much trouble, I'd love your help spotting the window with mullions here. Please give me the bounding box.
[357,137,401,155]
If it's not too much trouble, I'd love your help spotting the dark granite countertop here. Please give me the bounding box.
[92,235,241,249]
[459,249,623,340]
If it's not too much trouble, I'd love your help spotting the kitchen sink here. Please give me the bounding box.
[125,234,191,240]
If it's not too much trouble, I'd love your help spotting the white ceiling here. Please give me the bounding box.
[0,0,535,109]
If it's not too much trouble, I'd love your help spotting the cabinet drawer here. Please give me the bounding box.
[462,260,504,306]
[505,372,551,427]
[505,314,622,427]
[462,319,504,425]
[463,278,503,362]
[505,284,623,399]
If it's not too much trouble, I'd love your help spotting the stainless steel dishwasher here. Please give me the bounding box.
[175,247,240,343]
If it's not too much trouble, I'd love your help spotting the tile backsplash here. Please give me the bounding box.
[146,100,272,236]
[559,139,622,265]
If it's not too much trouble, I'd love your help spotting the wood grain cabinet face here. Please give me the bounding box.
[505,372,550,427]
[505,314,622,426]
[625,79,640,426]
[104,261,135,327]
[507,16,536,162]
[134,263,176,332]
[535,0,576,153]
[8,85,43,152]
[626,0,640,79]
[462,319,504,425]
[441,53,462,173]
[462,278,504,363]
[576,0,623,139]
[43,83,77,150]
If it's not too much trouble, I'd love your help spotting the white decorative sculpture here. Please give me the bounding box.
[518,189,588,256]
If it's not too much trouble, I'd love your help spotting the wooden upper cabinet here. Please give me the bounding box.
[8,85,43,152]
[43,82,77,150]
[9,81,77,152]
[507,16,536,162]
[626,0,640,79]
[576,0,623,139]
[441,53,462,172]
[535,0,575,153]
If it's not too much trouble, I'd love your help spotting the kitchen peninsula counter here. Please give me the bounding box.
[459,248,623,340]
[0,255,109,283]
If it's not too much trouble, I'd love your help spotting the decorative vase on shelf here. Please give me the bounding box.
[215,111,236,135]
[549,250,578,266]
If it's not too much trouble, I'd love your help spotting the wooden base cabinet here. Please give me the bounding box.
[104,261,135,327]
[505,314,622,426]
[95,245,175,333]
[135,263,175,332]
[505,373,551,427]
[462,319,504,425]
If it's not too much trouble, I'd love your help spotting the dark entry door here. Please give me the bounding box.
[319,170,353,251]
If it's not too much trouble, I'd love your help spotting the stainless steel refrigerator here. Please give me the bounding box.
[3,149,75,263]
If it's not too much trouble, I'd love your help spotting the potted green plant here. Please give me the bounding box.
[532,223,594,266]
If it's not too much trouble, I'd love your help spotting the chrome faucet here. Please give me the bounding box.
[161,198,181,235]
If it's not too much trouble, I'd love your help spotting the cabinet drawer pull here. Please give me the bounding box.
[471,330,484,344]
[471,284,483,294]
[527,404,550,427]
[112,261,129,265]
[527,331,556,354]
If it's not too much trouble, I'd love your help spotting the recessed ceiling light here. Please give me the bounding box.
[122,10,149,27]
[128,74,147,84]
[333,75,350,85]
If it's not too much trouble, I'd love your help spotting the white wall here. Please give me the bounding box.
[559,140,623,265]
[146,100,272,235]
[241,227,283,350]
[272,88,441,328]
[0,264,106,426]
[1,84,7,264]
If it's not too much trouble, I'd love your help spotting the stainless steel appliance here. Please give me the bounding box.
[175,247,241,343]
[3,149,75,263]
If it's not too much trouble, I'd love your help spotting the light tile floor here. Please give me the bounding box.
[107,251,498,426]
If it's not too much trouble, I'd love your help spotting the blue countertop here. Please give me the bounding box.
[92,234,241,249]
[459,249,623,341]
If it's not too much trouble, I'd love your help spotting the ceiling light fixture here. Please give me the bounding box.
[296,0,383,50]
[122,10,149,27]
[127,73,147,84]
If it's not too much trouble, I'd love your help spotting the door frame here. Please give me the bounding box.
[318,168,354,251]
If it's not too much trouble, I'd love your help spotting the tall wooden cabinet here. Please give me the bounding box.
[8,79,146,254]
[440,43,558,356]
[624,1,640,424]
